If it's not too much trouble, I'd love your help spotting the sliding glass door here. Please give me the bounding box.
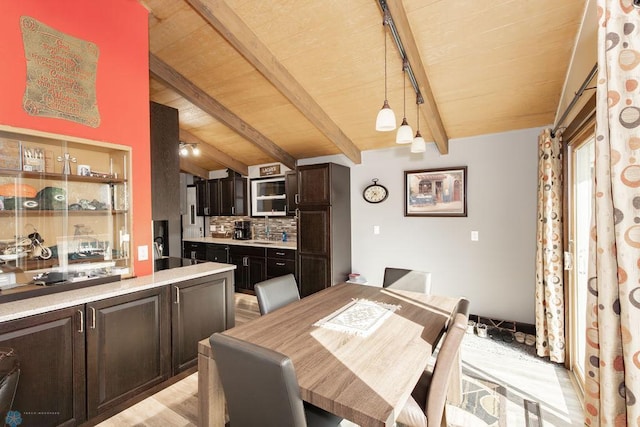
[568,134,594,390]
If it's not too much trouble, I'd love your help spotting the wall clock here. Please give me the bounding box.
[363,179,388,203]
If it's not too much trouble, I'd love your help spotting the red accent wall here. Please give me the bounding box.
[0,0,152,276]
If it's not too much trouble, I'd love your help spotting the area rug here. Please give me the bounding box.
[458,374,506,426]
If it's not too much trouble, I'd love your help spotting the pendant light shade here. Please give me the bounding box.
[375,27,396,132]
[396,67,413,143]
[376,100,396,131]
[396,118,414,144]
[411,102,426,153]
[411,130,426,153]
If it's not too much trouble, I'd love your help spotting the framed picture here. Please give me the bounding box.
[404,166,467,217]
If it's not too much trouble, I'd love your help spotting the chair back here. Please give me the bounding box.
[0,348,20,423]
[383,268,432,294]
[255,273,300,315]
[209,333,308,427]
[425,298,469,426]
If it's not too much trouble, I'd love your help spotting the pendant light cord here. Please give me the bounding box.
[384,30,388,100]
[402,65,406,117]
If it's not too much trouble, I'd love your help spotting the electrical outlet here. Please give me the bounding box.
[138,245,149,261]
[373,225,380,235]
[471,231,479,241]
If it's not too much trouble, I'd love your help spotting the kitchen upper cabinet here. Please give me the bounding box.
[170,272,235,374]
[195,178,219,217]
[0,306,86,427]
[85,286,170,418]
[195,171,247,217]
[297,164,331,205]
[296,163,351,297]
[285,170,298,215]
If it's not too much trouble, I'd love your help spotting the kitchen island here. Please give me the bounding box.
[0,262,235,426]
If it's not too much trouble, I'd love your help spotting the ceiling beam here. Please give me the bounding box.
[149,53,297,169]
[179,128,249,176]
[384,0,449,154]
[179,158,209,179]
[186,0,362,165]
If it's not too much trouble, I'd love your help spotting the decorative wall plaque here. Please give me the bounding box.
[20,16,100,127]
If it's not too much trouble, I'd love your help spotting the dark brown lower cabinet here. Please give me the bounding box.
[0,306,86,427]
[171,273,235,374]
[86,286,170,418]
[298,253,330,297]
[229,245,266,293]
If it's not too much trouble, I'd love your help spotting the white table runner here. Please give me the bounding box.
[313,298,401,337]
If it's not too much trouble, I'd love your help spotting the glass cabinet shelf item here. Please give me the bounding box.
[0,127,132,283]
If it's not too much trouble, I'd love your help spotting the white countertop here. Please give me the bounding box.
[183,236,297,250]
[0,262,235,323]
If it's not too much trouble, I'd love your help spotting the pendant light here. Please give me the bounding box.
[411,102,426,153]
[396,63,413,144]
[375,23,396,131]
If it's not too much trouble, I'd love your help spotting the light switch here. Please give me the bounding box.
[373,225,380,235]
[138,245,149,261]
[471,231,479,241]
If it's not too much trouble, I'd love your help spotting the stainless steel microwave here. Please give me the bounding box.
[251,177,287,216]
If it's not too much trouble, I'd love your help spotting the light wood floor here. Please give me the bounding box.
[97,294,584,426]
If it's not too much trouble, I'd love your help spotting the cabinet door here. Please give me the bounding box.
[228,251,246,291]
[298,208,330,255]
[0,306,86,427]
[184,241,206,260]
[285,170,298,215]
[297,164,330,205]
[86,287,170,418]
[298,254,329,297]
[171,274,232,374]
[206,179,220,216]
[206,244,229,263]
[195,179,208,216]
[246,255,266,292]
[219,175,235,215]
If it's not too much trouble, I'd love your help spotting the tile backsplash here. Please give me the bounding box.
[208,216,297,242]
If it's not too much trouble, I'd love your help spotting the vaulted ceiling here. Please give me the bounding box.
[143,0,588,177]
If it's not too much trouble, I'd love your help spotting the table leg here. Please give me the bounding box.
[198,351,226,427]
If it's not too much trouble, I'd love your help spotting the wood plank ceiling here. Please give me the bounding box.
[145,0,587,175]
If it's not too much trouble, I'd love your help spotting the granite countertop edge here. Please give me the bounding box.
[0,262,235,323]
[183,237,297,250]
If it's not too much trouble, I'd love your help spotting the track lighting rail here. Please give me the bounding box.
[378,0,423,105]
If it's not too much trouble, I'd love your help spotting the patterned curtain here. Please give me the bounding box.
[535,128,565,363]
[584,1,640,426]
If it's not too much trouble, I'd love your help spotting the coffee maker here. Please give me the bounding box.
[233,220,251,240]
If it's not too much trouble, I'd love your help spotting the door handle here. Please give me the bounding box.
[294,193,299,204]
[204,207,209,215]
[276,262,285,266]
[89,306,96,329]
[175,286,180,304]
[232,206,235,215]
[78,309,84,333]
[243,256,248,267]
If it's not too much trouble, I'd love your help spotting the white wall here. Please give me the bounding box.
[301,127,542,324]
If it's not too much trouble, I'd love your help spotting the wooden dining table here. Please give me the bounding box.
[197,282,461,427]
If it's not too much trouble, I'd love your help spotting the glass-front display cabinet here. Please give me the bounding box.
[0,128,131,293]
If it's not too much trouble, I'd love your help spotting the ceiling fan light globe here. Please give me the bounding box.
[179,146,189,156]
[375,100,396,131]
[192,145,200,156]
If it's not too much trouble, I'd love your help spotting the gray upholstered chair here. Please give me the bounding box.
[395,298,470,427]
[383,268,432,294]
[0,348,20,424]
[254,273,300,315]
[209,333,342,427]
